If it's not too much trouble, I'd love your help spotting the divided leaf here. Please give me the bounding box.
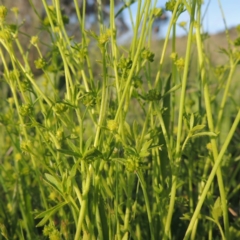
[35,201,68,227]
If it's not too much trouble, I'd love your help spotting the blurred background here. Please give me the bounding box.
[1,0,240,77]
[1,0,240,43]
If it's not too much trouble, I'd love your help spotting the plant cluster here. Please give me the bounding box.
[0,1,240,239]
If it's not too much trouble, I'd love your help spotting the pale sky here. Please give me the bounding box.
[121,0,240,39]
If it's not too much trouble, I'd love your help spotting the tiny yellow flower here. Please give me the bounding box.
[179,21,187,28]
[7,97,14,105]
[7,203,13,213]
[107,120,118,131]
[30,36,38,46]
[0,5,7,22]
[49,192,57,201]
[15,153,22,161]
[98,33,109,45]
[206,142,212,151]
[170,52,178,60]
[53,26,60,32]
[175,57,185,70]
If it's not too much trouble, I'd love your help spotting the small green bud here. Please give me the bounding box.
[165,0,176,12]
[20,140,32,153]
[56,127,64,141]
[152,8,163,18]
[0,112,11,125]
[20,104,33,117]
[34,58,46,69]
[82,92,97,107]
[98,33,109,45]
[214,65,226,77]
[145,89,161,101]
[141,48,154,62]
[175,57,185,70]
[7,70,20,83]
[126,156,140,172]
[20,79,31,92]
[132,76,142,89]
[53,103,68,114]
[98,29,112,46]
[43,222,61,240]
[165,0,184,15]
[49,232,61,240]
[118,56,132,70]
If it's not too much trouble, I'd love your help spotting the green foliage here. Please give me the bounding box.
[0,0,240,240]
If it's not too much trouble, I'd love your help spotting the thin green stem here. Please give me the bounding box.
[195,3,229,238]
[164,2,196,238]
[136,170,155,240]
[184,108,240,239]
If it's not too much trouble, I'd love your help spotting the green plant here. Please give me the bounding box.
[0,1,240,239]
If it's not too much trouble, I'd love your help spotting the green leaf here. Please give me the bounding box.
[139,150,150,158]
[67,139,80,153]
[124,121,131,137]
[125,146,137,155]
[211,197,222,222]
[133,120,139,140]
[180,213,191,221]
[191,131,217,139]
[141,139,153,152]
[44,173,63,193]
[139,139,153,157]
[190,124,205,133]
[0,222,9,240]
[122,232,129,240]
[85,30,98,40]
[148,144,164,150]
[163,83,181,96]
[101,178,114,199]
[83,136,93,154]
[83,147,103,161]
[35,201,67,227]
[218,47,230,56]
[111,158,126,165]
[190,113,194,129]
[56,148,82,158]
[70,158,82,178]
[115,0,137,18]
